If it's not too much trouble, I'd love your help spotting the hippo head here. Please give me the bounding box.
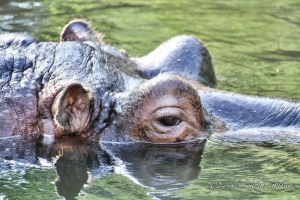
[40,20,216,143]
[0,20,215,143]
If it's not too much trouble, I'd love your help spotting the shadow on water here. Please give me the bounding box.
[0,136,206,199]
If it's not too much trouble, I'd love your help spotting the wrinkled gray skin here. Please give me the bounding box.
[0,20,300,144]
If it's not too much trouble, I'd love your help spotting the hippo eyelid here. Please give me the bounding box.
[155,110,182,118]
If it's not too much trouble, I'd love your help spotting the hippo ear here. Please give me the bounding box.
[134,35,216,88]
[60,20,100,43]
[51,83,93,137]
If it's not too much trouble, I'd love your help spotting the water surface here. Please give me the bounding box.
[0,0,300,199]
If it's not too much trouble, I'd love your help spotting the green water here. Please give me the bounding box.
[0,0,300,199]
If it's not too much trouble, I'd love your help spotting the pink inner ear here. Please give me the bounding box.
[51,83,92,135]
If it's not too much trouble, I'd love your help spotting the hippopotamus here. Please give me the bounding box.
[1,20,300,143]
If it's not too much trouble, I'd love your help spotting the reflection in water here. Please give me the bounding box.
[0,136,205,199]
[101,141,205,191]
[54,160,89,199]
[49,139,111,200]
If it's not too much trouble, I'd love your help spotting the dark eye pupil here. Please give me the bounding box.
[159,118,180,126]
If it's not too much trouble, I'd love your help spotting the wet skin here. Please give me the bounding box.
[0,20,300,143]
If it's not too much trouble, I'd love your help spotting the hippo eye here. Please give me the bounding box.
[158,117,181,126]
